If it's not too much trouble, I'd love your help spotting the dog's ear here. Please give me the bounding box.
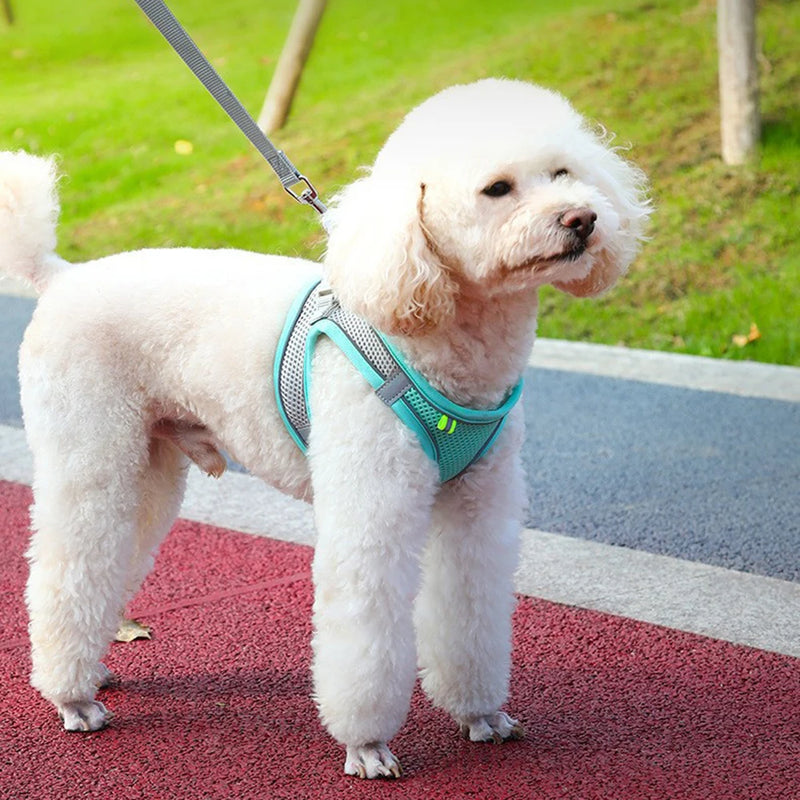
[323,175,457,336]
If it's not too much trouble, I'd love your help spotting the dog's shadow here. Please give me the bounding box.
[118,666,311,699]
[101,666,319,737]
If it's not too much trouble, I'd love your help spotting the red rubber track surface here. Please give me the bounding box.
[1,480,797,799]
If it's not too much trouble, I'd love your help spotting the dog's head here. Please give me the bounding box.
[323,79,651,336]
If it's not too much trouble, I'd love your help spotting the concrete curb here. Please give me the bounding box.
[530,338,800,402]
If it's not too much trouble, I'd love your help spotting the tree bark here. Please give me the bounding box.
[717,0,760,164]
[258,0,326,134]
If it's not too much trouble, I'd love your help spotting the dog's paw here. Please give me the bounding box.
[344,742,403,779]
[58,700,113,732]
[458,711,525,744]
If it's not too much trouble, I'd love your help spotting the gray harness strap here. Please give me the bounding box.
[275,283,319,446]
[276,282,407,448]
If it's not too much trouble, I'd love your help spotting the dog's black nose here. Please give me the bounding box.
[559,207,597,241]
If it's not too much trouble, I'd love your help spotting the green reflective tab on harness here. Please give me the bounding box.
[274,280,523,482]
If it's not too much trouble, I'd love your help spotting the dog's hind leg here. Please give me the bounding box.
[414,411,526,744]
[123,438,189,612]
[100,437,190,657]
[22,377,154,731]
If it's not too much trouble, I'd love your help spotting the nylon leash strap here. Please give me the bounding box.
[133,0,326,214]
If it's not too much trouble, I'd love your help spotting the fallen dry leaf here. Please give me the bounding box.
[732,322,761,348]
[115,617,152,643]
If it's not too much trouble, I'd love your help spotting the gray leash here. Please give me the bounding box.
[133,0,326,215]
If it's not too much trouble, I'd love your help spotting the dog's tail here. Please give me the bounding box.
[0,151,66,294]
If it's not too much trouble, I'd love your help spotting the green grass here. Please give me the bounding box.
[1,0,798,364]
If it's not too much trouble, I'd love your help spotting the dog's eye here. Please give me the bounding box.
[481,180,514,198]
[552,168,570,180]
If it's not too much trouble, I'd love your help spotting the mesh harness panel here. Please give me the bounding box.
[274,280,523,482]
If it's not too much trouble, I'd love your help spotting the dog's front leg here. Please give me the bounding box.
[308,355,437,778]
[414,409,526,744]
[310,453,435,778]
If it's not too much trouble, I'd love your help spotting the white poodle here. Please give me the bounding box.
[0,79,649,779]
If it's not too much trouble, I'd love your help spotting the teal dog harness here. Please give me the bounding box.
[274,280,523,482]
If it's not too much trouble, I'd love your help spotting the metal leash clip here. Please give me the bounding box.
[275,149,326,213]
[283,173,327,215]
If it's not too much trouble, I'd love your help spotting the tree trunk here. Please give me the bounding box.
[717,0,760,164]
[258,0,326,134]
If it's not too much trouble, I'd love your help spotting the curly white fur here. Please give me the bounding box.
[0,79,649,778]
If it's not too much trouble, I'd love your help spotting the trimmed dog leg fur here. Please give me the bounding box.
[124,438,189,606]
[308,344,438,778]
[21,353,154,730]
[414,409,526,743]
